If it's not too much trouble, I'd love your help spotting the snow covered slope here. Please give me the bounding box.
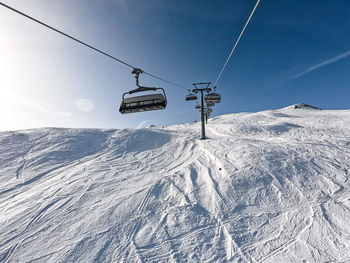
[1,105,350,262]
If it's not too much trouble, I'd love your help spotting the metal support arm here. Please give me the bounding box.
[129,67,157,94]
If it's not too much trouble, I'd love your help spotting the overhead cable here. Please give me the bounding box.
[0,1,186,89]
[213,0,261,86]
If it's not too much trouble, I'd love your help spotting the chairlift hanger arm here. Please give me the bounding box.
[129,68,158,93]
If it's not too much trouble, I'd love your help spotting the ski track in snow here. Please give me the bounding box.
[1,106,350,262]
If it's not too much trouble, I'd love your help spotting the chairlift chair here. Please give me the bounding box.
[119,68,167,114]
[206,101,215,107]
[195,103,200,109]
[205,86,221,104]
[186,89,197,101]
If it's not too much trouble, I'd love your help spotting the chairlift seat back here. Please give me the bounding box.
[186,94,198,101]
[119,93,166,114]
[205,93,221,104]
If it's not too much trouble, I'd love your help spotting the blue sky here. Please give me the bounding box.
[1,0,349,131]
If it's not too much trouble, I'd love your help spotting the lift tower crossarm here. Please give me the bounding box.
[192,82,211,140]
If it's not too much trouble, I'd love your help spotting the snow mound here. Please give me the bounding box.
[1,106,350,262]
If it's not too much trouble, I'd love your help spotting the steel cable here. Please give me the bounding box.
[213,0,261,87]
[0,1,186,89]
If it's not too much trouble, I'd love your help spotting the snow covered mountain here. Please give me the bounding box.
[1,105,350,262]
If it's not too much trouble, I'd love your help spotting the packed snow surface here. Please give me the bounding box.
[1,105,350,262]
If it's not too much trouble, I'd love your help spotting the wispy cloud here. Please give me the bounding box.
[6,91,73,118]
[137,120,151,128]
[293,50,350,79]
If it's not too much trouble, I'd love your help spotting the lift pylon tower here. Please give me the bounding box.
[192,82,211,140]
